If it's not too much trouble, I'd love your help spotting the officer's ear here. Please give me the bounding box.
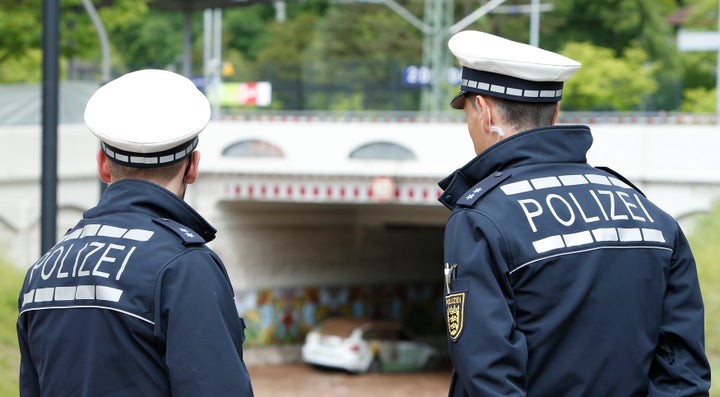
[97,148,111,183]
[551,102,560,125]
[183,151,201,185]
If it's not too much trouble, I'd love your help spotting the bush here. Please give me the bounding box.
[0,257,23,397]
[688,200,720,396]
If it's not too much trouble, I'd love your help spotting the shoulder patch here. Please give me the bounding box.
[152,218,206,245]
[595,166,645,197]
[457,171,512,207]
[445,292,465,342]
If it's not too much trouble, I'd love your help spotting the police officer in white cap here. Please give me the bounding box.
[17,69,255,396]
[438,31,710,396]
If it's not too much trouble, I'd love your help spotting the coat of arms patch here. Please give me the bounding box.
[445,292,465,341]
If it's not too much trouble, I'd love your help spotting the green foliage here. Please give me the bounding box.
[224,5,278,63]
[0,0,41,65]
[682,52,718,90]
[0,257,23,397]
[0,49,44,83]
[0,0,150,81]
[109,11,182,72]
[303,3,420,63]
[688,200,720,396]
[681,87,717,113]
[0,0,715,111]
[543,0,677,55]
[256,12,319,65]
[684,0,720,29]
[324,92,365,112]
[560,42,659,111]
[678,0,719,108]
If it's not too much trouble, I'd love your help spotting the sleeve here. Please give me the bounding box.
[17,317,41,397]
[155,248,254,397]
[444,209,528,397]
[648,228,711,396]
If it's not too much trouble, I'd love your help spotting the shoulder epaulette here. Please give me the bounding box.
[152,218,206,245]
[457,171,512,207]
[595,166,645,197]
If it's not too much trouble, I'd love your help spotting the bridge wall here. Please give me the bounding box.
[2,121,719,343]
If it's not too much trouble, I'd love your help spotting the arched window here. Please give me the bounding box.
[349,141,415,160]
[222,139,284,158]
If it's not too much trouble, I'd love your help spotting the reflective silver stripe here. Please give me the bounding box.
[101,137,198,166]
[19,305,154,325]
[462,79,562,99]
[21,285,124,305]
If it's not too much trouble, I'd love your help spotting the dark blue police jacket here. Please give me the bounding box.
[17,179,254,397]
[438,125,710,397]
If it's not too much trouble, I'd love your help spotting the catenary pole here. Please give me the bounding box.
[41,0,60,253]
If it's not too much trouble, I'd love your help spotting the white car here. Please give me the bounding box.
[301,317,440,373]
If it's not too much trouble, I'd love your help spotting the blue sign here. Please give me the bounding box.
[402,66,462,87]
[402,65,432,87]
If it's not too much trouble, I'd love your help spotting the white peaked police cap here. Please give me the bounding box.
[448,30,581,109]
[84,69,211,168]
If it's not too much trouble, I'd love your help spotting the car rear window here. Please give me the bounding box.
[318,319,366,337]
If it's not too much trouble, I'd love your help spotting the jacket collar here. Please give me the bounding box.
[85,179,217,242]
[438,125,593,209]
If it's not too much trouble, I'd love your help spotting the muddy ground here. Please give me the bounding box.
[248,363,452,397]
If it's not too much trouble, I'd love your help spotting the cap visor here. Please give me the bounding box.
[450,91,466,109]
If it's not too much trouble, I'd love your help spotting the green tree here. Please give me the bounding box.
[108,11,181,72]
[543,0,683,110]
[0,0,151,82]
[542,0,679,55]
[680,86,716,112]
[0,0,41,66]
[224,5,277,63]
[561,42,658,111]
[677,0,718,103]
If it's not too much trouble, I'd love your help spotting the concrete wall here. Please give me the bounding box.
[4,121,720,268]
[3,120,720,355]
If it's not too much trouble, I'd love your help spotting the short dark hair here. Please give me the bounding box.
[471,94,557,131]
[107,155,190,185]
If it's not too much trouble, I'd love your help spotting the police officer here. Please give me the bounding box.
[17,69,254,396]
[438,31,710,396]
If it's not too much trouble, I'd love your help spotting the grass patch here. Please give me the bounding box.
[0,256,23,397]
[688,201,720,396]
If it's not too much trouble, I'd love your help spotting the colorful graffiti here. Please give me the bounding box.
[235,282,445,346]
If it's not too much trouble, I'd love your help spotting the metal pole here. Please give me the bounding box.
[203,9,212,95]
[449,0,507,34]
[212,8,222,118]
[82,0,110,83]
[530,0,539,47]
[182,10,192,77]
[41,0,60,253]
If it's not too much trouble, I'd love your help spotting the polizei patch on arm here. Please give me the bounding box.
[445,292,466,342]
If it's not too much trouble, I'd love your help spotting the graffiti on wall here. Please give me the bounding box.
[235,282,445,346]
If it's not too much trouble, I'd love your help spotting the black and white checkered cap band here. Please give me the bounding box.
[459,67,564,103]
[101,137,199,168]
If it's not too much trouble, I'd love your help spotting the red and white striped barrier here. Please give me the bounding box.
[223,177,443,205]
[215,112,720,125]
